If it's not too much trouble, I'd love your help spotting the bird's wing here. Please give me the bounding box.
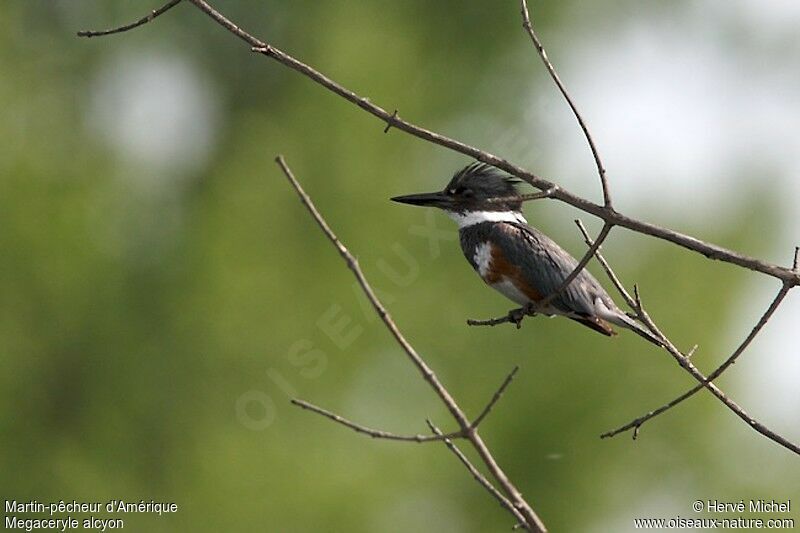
[491,222,616,317]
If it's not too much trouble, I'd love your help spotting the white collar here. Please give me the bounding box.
[446,210,527,229]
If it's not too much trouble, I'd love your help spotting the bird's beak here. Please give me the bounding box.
[390,191,453,209]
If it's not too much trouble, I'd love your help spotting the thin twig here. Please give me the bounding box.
[77,0,183,37]
[472,366,520,429]
[635,294,799,454]
[575,220,636,308]
[486,187,559,206]
[274,156,466,424]
[540,222,613,308]
[575,226,800,453]
[291,399,459,442]
[427,420,528,530]
[602,281,792,439]
[467,307,526,328]
[520,0,611,207]
[292,365,522,442]
[275,156,547,532]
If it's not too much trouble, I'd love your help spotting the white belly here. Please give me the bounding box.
[489,277,560,316]
[490,278,530,306]
[473,241,558,314]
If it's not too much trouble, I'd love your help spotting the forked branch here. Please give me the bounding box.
[289,366,520,444]
[520,0,611,207]
[600,245,797,439]
[427,419,528,528]
[275,156,546,532]
[572,220,799,454]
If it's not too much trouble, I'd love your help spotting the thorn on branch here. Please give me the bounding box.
[384,110,398,133]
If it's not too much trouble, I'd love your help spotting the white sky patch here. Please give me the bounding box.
[727,281,800,433]
[725,0,800,35]
[86,49,219,185]
[535,15,800,220]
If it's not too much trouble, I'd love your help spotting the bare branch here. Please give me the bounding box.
[427,420,528,530]
[520,0,611,207]
[486,187,559,206]
[274,156,466,423]
[519,187,559,202]
[291,399,458,442]
[603,281,792,439]
[575,219,636,308]
[619,280,799,452]
[467,307,526,328]
[573,220,800,453]
[636,300,799,454]
[169,0,800,287]
[291,366,521,442]
[275,155,547,531]
[472,366,520,429]
[77,0,182,37]
[542,223,613,307]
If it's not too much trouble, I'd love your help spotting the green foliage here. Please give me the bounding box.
[1,2,796,532]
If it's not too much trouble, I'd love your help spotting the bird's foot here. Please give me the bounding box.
[509,303,538,329]
[508,308,525,329]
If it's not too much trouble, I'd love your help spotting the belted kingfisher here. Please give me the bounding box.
[391,162,663,347]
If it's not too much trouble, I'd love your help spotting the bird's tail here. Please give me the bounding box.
[609,313,665,348]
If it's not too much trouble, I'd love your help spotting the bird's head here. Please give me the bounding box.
[391,162,524,227]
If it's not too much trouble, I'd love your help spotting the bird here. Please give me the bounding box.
[391,161,663,347]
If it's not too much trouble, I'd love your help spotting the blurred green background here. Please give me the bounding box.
[2,1,799,531]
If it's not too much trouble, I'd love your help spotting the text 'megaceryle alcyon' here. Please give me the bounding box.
[391,162,662,347]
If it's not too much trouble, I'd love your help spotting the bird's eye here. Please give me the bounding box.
[461,188,474,197]
[447,188,457,195]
